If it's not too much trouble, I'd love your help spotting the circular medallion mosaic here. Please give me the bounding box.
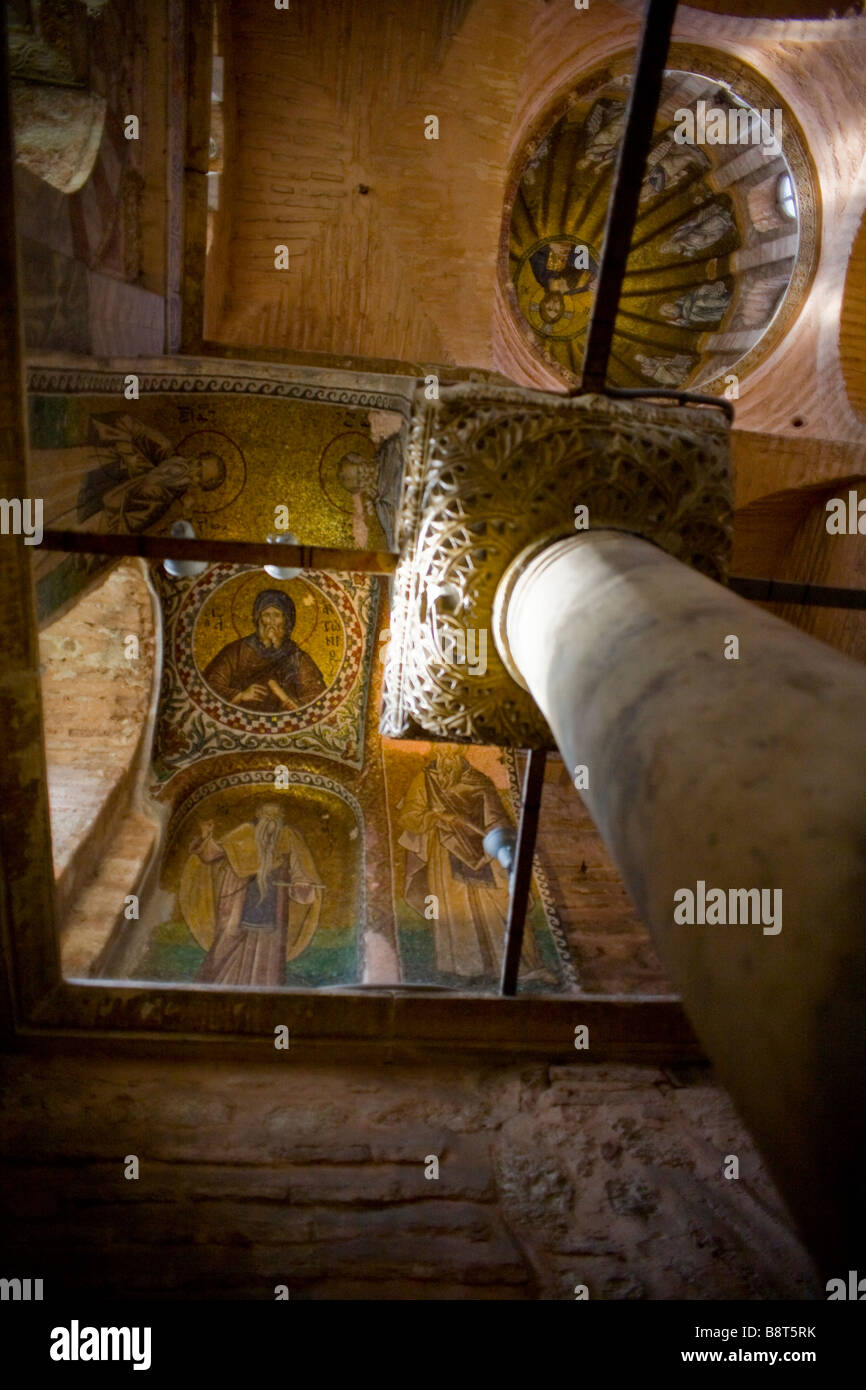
[173,564,364,735]
[501,48,818,391]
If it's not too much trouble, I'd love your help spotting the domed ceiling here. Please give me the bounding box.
[502,53,817,392]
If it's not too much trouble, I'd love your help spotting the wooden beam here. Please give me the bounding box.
[500,750,547,996]
[579,0,679,392]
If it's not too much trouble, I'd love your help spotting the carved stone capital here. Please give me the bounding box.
[381,383,732,748]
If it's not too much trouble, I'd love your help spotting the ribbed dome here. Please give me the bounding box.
[503,61,815,392]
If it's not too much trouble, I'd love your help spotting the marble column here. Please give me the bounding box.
[498,527,866,1274]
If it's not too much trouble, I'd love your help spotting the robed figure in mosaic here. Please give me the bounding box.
[202,589,326,712]
[75,413,227,533]
[397,749,543,981]
[180,802,323,986]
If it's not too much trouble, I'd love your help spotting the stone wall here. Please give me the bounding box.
[39,560,157,932]
[0,1051,818,1300]
[537,759,673,994]
[215,0,531,363]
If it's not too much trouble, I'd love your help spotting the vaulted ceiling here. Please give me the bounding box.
[15,0,866,996]
[206,0,866,446]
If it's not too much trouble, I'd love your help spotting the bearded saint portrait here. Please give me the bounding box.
[660,202,734,257]
[202,589,327,712]
[27,412,228,545]
[659,279,731,328]
[397,750,548,983]
[75,413,227,533]
[179,802,324,986]
[334,434,401,551]
[578,98,626,168]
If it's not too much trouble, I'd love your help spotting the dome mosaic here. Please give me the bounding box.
[502,53,818,392]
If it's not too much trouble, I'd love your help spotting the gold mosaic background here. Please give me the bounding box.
[503,53,817,392]
[192,571,346,692]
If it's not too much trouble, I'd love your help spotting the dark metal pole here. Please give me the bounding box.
[36,529,399,576]
[500,749,547,997]
[728,576,866,610]
[579,0,679,393]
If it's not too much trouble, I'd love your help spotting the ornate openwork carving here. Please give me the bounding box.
[381,383,732,748]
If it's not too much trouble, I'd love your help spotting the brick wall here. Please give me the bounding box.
[0,1051,818,1300]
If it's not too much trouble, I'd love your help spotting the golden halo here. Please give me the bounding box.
[319,431,377,514]
[514,236,598,342]
[175,429,246,513]
[529,286,577,327]
[228,571,320,647]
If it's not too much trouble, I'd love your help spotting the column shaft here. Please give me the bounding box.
[503,529,866,1273]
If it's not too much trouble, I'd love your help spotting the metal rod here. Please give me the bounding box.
[600,384,734,422]
[500,749,547,997]
[36,530,399,576]
[579,0,680,393]
[729,576,866,610]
